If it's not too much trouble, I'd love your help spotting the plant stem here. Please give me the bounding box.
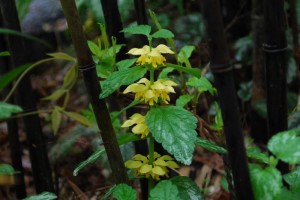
[148,135,155,193]
[5,109,53,121]
[150,67,155,85]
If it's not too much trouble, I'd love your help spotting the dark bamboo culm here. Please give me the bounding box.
[0,16,27,198]
[0,0,54,193]
[100,0,128,61]
[200,0,254,199]
[250,0,268,144]
[289,0,300,99]
[134,0,148,45]
[59,0,129,184]
[263,0,289,174]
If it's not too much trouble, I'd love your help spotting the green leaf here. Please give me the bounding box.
[0,102,23,120]
[151,29,174,39]
[73,148,105,176]
[122,25,151,36]
[23,192,57,200]
[99,67,147,98]
[195,137,227,154]
[0,164,15,175]
[267,129,300,164]
[62,65,78,90]
[178,45,195,65]
[169,176,204,200]
[51,107,62,135]
[87,40,101,57]
[210,102,223,131]
[186,77,217,95]
[166,63,201,78]
[176,94,193,107]
[0,51,10,56]
[146,106,197,165]
[116,58,137,70]
[149,180,180,200]
[101,185,116,200]
[158,67,174,79]
[41,89,67,101]
[47,52,76,62]
[0,63,31,91]
[237,81,252,102]
[250,164,282,200]
[283,166,300,190]
[246,146,269,164]
[0,28,52,49]
[221,176,229,192]
[73,134,141,175]
[63,111,92,127]
[113,183,136,200]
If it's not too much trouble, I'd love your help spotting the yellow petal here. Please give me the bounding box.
[133,154,148,162]
[123,84,147,94]
[154,152,161,159]
[128,45,150,55]
[154,44,174,54]
[145,90,155,99]
[125,160,143,169]
[160,155,174,161]
[130,113,145,123]
[154,158,168,166]
[166,161,180,168]
[151,82,166,90]
[132,124,148,134]
[137,78,150,85]
[152,166,166,175]
[121,119,135,127]
[162,80,177,86]
[139,164,152,174]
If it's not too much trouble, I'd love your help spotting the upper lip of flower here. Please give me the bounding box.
[127,44,174,68]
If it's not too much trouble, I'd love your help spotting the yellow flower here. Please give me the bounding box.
[125,152,179,180]
[121,113,149,138]
[128,44,174,68]
[123,78,177,106]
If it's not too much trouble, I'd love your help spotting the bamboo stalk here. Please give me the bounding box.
[0,17,26,198]
[133,0,149,45]
[59,0,129,184]
[0,0,54,193]
[263,0,289,174]
[250,0,268,144]
[100,0,128,61]
[200,0,254,199]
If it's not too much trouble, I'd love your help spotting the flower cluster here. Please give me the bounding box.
[128,44,174,68]
[123,78,177,106]
[125,152,179,180]
[121,113,149,138]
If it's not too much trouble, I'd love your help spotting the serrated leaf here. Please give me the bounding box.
[186,77,217,95]
[0,164,15,175]
[178,45,195,64]
[246,146,269,164]
[73,134,141,175]
[116,58,137,70]
[42,89,67,101]
[267,129,300,164]
[0,51,10,56]
[63,111,92,127]
[283,166,300,190]
[146,106,197,165]
[195,137,227,154]
[0,63,30,92]
[51,107,62,135]
[149,180,180,200]
[176,94,193,107]
[113,183,136,200]
[23,192,57,200]
[158,67,174,79]
[169,176,204,200]
[62,65,78,90]
[0,102,23,120]
[249,164,282,200]
[151,29,174,39]
[99,67,147,98]
[122,25,151,36]
[47,52,76,62]
[166,63,201,78]
[87,40,101,57]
